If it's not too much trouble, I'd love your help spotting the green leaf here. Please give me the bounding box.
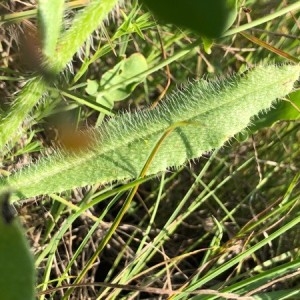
[0,192,35,299]
[91,53,148,109]
[99,53,148,101]
[85,53,148,109]
[0,64,299,201]
[38,0,65,60]
[140,0,238,38]
[249,89,300,132]
[201,36,214,54]
[85,79,99,96]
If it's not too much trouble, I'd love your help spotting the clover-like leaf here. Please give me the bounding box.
[98,53,148,108]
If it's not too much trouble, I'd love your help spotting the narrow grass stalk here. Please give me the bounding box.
[224,1,300,36]
[172,212,300,299]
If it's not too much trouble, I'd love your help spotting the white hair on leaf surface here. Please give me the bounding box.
[1,64,299,201]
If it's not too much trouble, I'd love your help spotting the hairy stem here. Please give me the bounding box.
[0,0,119,150]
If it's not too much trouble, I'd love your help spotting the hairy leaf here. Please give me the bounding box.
[1,64,299,201]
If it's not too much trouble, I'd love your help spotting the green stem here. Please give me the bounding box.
[53,0,119,72]
[0,77,46,152]
[0,0,119,150]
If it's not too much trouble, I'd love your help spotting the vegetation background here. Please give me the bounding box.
[0,0,300,299]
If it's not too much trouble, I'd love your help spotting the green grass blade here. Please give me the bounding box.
[179,213,300,299]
